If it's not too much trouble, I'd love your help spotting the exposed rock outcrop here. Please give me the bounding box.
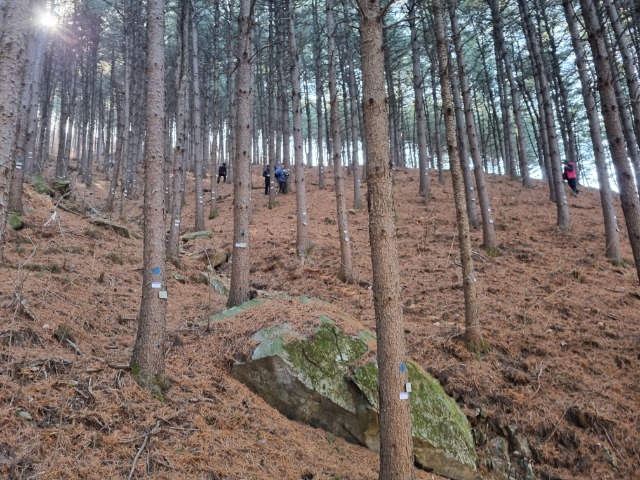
[209,297,478,480]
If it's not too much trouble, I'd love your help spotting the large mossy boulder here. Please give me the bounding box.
[212,297,477,480]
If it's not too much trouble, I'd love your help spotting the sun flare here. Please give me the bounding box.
[38,10,58,29]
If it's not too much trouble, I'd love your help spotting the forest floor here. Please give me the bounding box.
[1,165,639,480]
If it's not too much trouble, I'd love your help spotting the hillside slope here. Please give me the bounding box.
[1,166,638,479]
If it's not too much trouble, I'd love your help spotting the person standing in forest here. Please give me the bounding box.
[263,165,271,195]
[217,162,227,183]
[275,164,286,193]
[563,160,579,196]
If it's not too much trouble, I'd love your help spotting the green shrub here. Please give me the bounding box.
[31,175,53,196]
[8,213,23,230]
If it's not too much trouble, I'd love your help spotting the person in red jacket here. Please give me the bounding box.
[563,160,579,196]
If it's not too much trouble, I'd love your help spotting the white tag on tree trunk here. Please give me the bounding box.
[235,242,247,248]
[159,291,168,299]
[151,282,161,289]
[400,392,409,400]
[405,383,412,393]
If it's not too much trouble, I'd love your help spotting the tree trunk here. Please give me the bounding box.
[130,0,168,383]
[538,0,579,177]
[289,0,310,263]
[191,0,205,231]
[8,27,38,215]
[433,0,483,352]
[347,51,363,210]
[83,17,100,189]
[227,0,253,307]
[35,46,53,175]
[562,0,620,261]
[450,3,497,249]
[0,0,31,260]
[579,0,640,280]
[518,0,570,231]
[313,0,325,190]
[209,79,220,219]
[408,0,430,198]
[427,48,444,185]
[605,25,640,196]
[55,46,73,180]
[327,0,354,284]
[603,0,640,150]
[492,23,516,179]
[357,1,414,478]
[166,0,190,264]
[450,51,479,230]
[488,0,531,187]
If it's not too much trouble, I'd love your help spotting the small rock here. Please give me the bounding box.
[172,272,186,284]
[17,409,33,420]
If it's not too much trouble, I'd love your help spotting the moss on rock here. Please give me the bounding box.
[221,296,477,480]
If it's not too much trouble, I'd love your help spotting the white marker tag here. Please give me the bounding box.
[159,291,168,299]
[405,383,412,393]
[151,282,161,289]
[235,242,247,248]
[400,392,409,400]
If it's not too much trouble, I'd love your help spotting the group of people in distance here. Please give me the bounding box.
[216,162,289,196]
[219,159,579,198]
[263,165,289,195]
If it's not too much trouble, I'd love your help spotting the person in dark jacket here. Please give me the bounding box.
[563,160,579,196]
[275,165,286,193]
[263,165,271,195]
[217,163,227,184]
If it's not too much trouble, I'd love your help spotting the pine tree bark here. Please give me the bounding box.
[579,0,640,280]
[191,0,205,231]
[35,47,53,175]
[312,0,326,190]
[603,0,640,149]
[450,3,497,249]
[562,0,620,261]
[227,0,253,307]
[488,0,531,187]
[433,0,483,352]
[518,0,570,231]
[289,0,310,263]
[130,0,168,382]
[346,51,363,210]
[0,0,31,260]
[450,53,479,230]
[209,78,220,219]
[166,0,190,264]
[357,1,414,478]
[604,22,640,195]
[408,0,431,198]
[327,0,354,284]
[55,46,73,180]
[490,12,515,178]
[8,27,37,216]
